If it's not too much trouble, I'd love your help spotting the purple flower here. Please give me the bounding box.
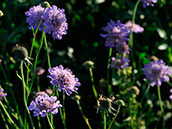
[42,5,68,40]
[169,89,172,100]
[0,88,7,101]
[142,59,172,86]
[140,0,157,8]
[115,42,130,54]
[28,92,62,117]
[47,65,81,96]
[25,5,46,31]
[125,20,144,33]
[100,20,129,48]
[110,57,130,69]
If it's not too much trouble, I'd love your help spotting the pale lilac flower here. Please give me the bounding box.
[28,92,62,117]
[142,59,172,86]
[110,57,130,69]
[0,88,7,101]
[115,42,130,54]
[42,5,68,40]
[125,20,144,33]
[47,65,81,96]
[25,5,46,31]
[140,0,157,8]
[35,67,45,75]
[100,20,129,48]
[170,89,172,100]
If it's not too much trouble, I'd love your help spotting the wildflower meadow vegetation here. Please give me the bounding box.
[1,0,172,128]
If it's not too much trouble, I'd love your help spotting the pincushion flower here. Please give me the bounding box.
[110,57,130,69]
[47,65,81,96]
[42,5,68,40]
[0,88,7,101]
[25,5,46,31]
[142,59,172,86]
[28,92,62,117]
[140,0,157,8]
[100,20,129,48]
[125,20,144,33]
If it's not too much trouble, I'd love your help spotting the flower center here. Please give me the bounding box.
[151,64,161,75]
[39,100,53,110]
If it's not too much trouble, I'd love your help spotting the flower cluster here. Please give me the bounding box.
[100,20,129,48]
[110,57,130,69]
[142,59,172,86]
[0,88,7,101]
[125,20,144,33]
[25,5,68,40]
[47,65,81,96]
[28,92,62,117]
[140,0,157,8]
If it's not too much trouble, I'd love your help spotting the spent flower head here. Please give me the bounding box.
[47,65,81,96]
[140,0,157,8]
[42,5,68,40]
[142,59,172,86]
[25,5,46,31]
[125,20,144,33]
[28,92,62,117]
[100,20,129,48]
[110,56,130,69]
[0,88,7,101]
[12,44,32,64]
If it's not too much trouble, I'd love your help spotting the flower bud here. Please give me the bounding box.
[83,60,94,69]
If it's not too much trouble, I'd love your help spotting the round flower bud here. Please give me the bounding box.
[72,95,81,101]
[0,10,4,17]
[41,1,50,8]
[83,61,94,69]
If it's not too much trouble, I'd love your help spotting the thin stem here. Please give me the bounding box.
[1,109,10,129]
[37,116,41,129]
[103,111,106,129]
[108,105,121,129]
[89,68,98,100]
[63,91,66,122]
[140,83,151,105]
[0,101,18,128]
[107,48,112,97]
[47,115,54,129]
[20,62,35,129]
[44,34,51,68]
[157,86,164,113]
[56,90,67,129]
[76,100,92,129]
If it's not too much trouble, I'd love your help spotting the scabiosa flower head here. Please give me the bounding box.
[125,20,144,33]
[0,88,7,101]
[12,44,32,64]
[100,20,129,48]
[28,92,62,117]
[25,5,46,31]
[140,0,157,8]
[96,95,116,114]
[169,89,172,100]
[42,5,68,40]
[115,42,130,54]
[35,67,45,75]
[47,65,81,96]
[110,57,130,69]
[142,59,172,86]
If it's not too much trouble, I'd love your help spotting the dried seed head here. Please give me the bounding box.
[83,61,94,69]
[41,1,50,8]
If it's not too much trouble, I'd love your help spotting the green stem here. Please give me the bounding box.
[76,100,92,129]
[56,90,67,129]
[0,101,18,128]
[140,83,151,105]
[103,111,106,129]
[47,115,54,129]
[157,86,164,113]
[108,105,121,129]
[1,109,9,129]
[44,34,51,68]
[20,62,35,129]
[37,116,41,129]
[107,48,112,97]
[63,91,66,122]
[89,68,98,100]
